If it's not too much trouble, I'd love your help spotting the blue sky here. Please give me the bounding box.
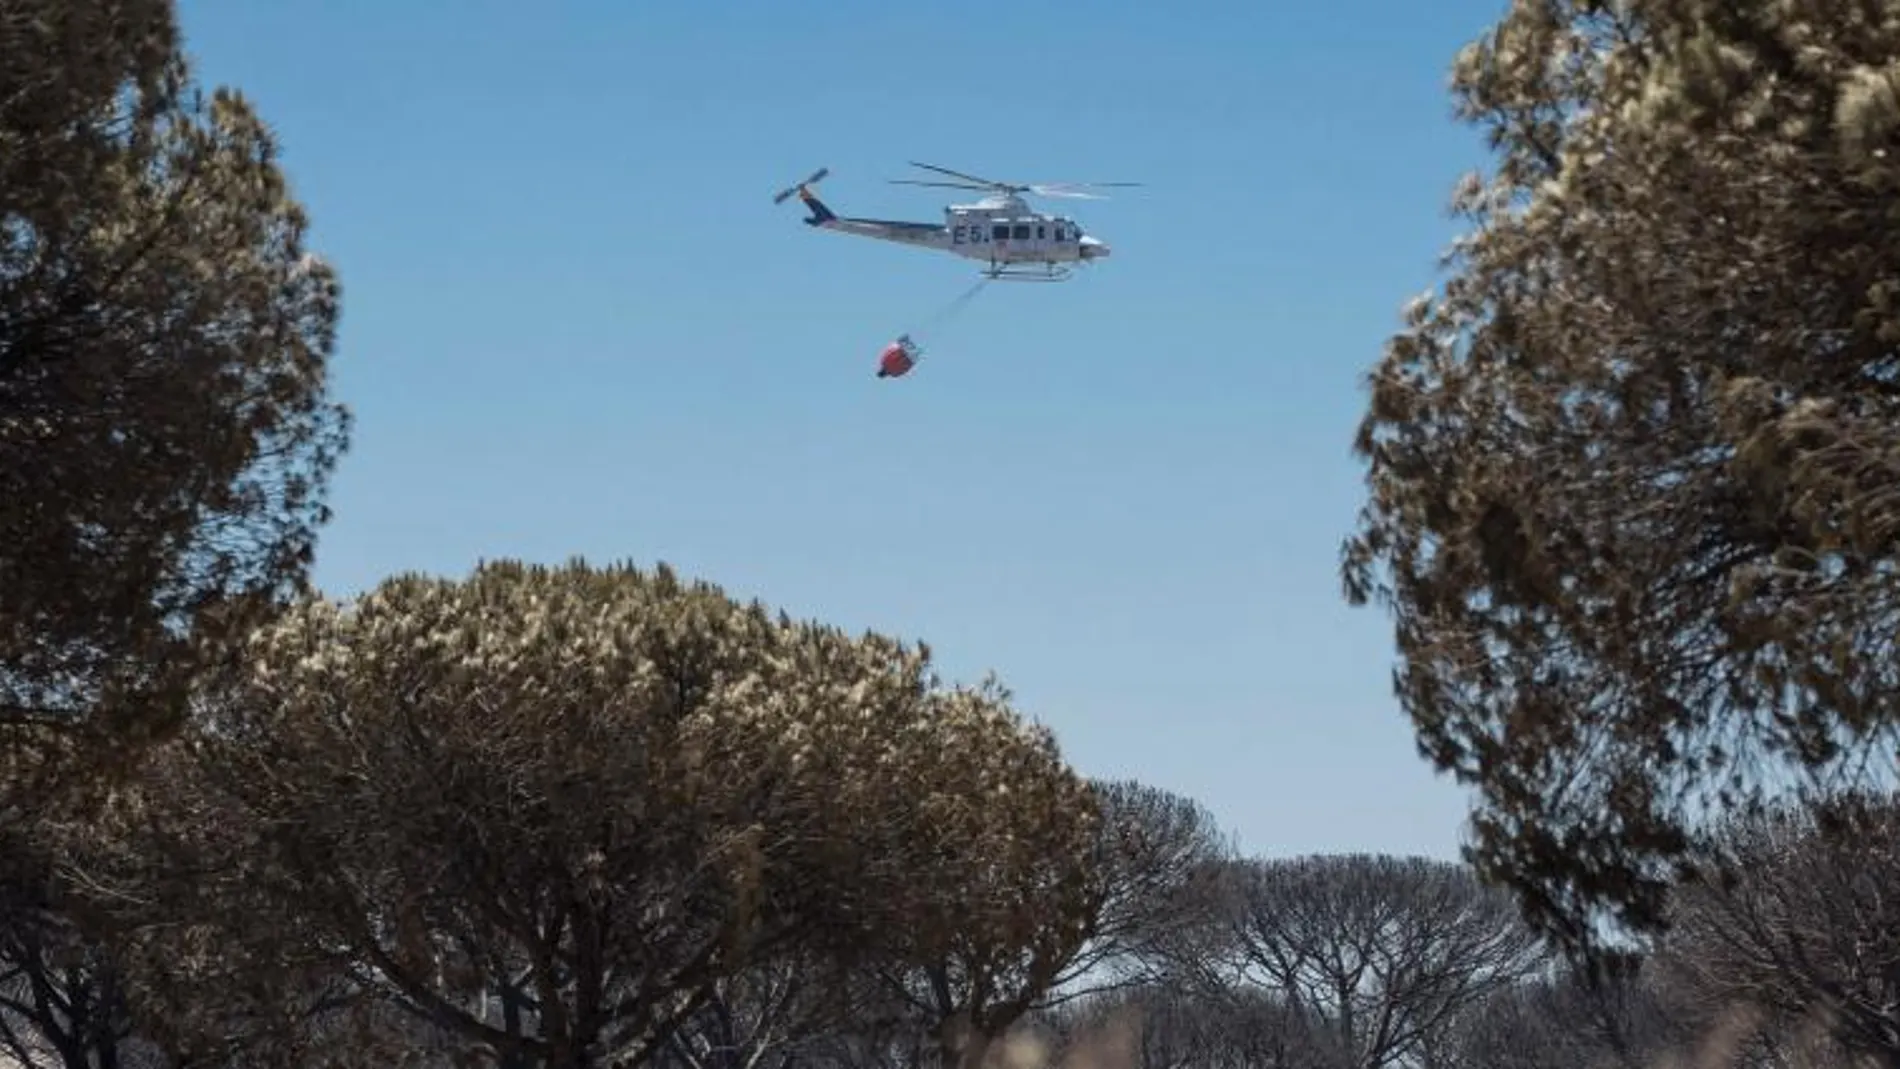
[175,0,1507,860]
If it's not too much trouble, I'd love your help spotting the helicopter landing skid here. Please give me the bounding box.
[982,262,1073,282]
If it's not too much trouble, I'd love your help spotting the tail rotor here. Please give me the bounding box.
[772,167,829,204]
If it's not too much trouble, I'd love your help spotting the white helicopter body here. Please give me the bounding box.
[773,162,1133,282]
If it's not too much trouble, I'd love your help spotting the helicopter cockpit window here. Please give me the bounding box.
[1011,224,1031,240]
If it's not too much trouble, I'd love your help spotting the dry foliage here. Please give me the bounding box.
[1660,794,1900,1068]
[1072,780,1233,995]
[0,0,348,783]
[1342,0,1900,952]
[1204,854,1548,1069]
[865,780,1230,1069]
[77,560,1098,1068]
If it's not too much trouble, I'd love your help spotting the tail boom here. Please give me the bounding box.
[774,165,949,250]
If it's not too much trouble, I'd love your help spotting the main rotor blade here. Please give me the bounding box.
[890,179,994,191]
[908,161,1009,189]
[1032,181,1144,191]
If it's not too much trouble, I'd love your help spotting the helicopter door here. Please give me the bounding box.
[1007,223,1033,259]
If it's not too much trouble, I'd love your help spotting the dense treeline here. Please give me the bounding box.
[8,0,1900,1067]
[7,739,1900,1067]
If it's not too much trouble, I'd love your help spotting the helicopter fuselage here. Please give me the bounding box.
[790,187,1110,281]
[940,196,1109,266]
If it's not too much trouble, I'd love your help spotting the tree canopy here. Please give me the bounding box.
[0,0,348,770]
[1342,0,1900,953]
[79,560,1101,1068]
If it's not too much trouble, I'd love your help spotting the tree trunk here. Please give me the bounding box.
[498,981,535,1069]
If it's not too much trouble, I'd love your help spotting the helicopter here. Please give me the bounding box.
[772,162,1137,282]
